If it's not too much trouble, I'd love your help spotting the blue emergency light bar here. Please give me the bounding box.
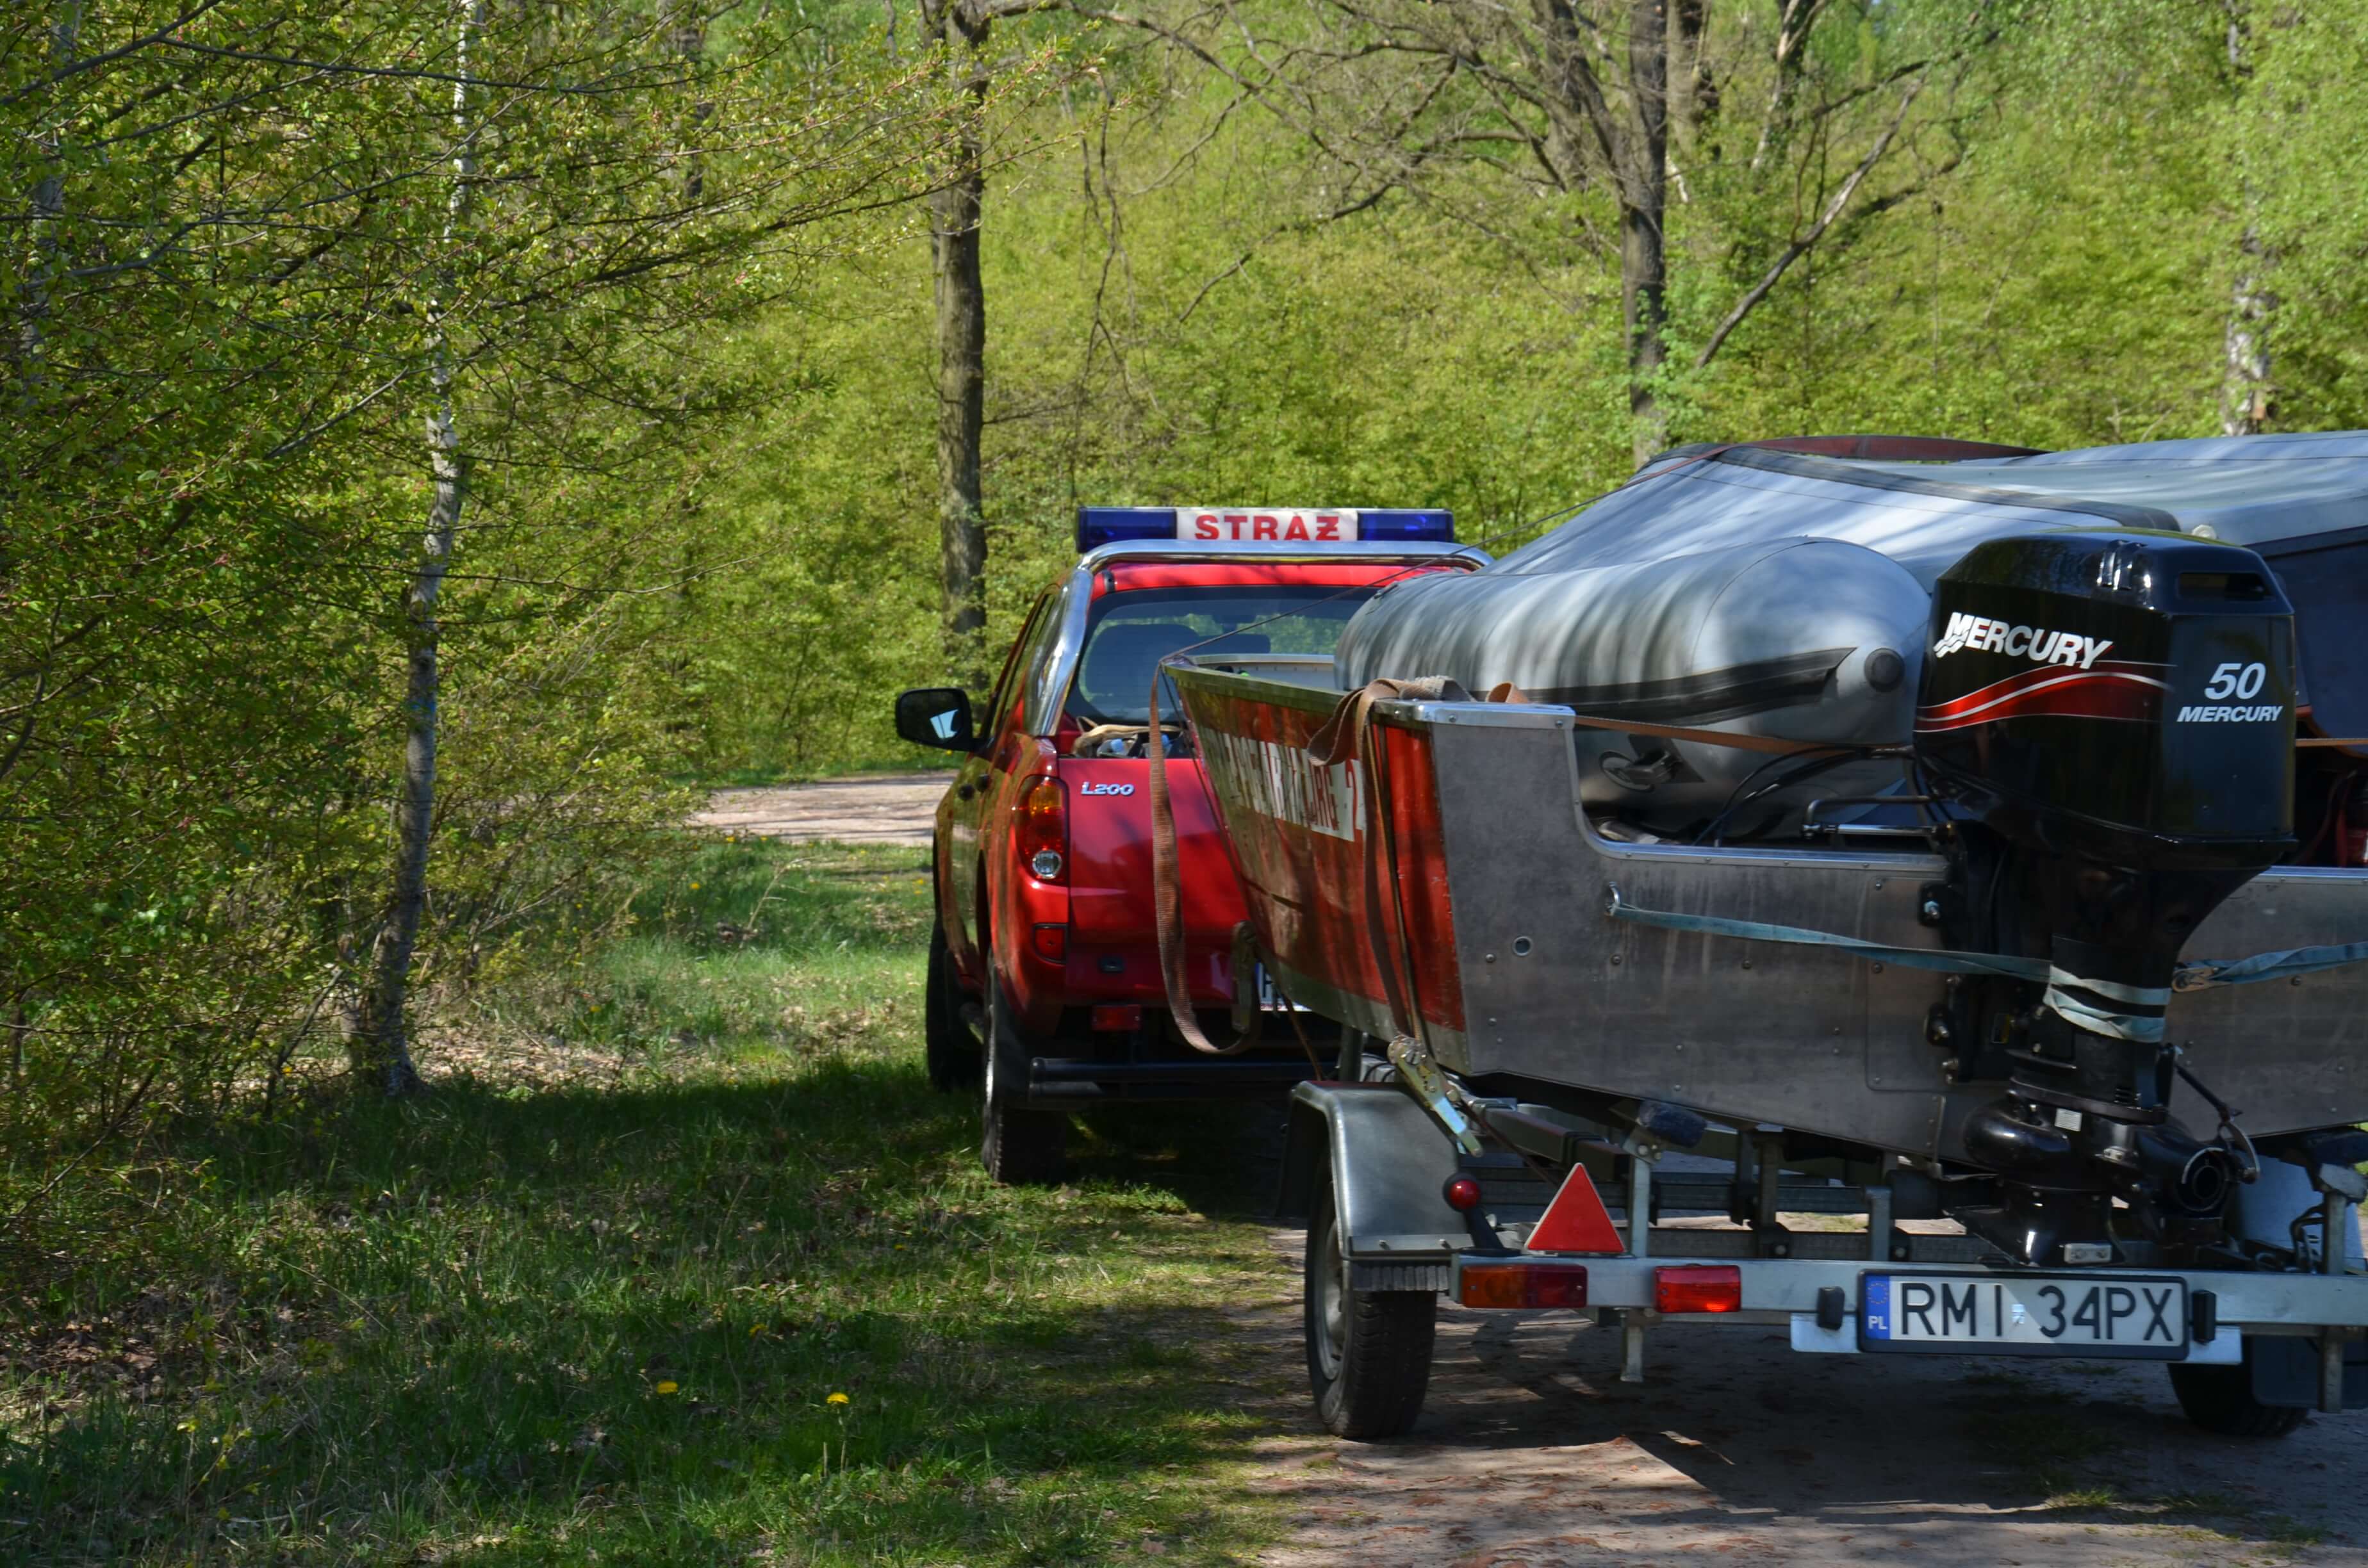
[1075,505,1455,554]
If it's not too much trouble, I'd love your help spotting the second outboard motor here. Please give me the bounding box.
[1914,534,2296,1265]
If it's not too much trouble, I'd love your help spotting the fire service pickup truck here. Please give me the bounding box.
[893,507,1486,1182]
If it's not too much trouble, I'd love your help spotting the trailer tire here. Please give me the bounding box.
[1305,1168,1435,1439]
[981,966,1065,1185]
[925,923,982,1093]
[2169,1343,2310,1438]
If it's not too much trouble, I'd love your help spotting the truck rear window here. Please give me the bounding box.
[1067,584,1373,723]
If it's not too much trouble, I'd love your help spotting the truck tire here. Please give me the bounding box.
[2169,1341,2311,1438]
[981,966,1065,1185]
[925,923,982,1093]
[1304,1166,1435,1439]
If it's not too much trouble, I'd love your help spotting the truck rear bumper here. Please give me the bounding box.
[1025,1054,1323,1102]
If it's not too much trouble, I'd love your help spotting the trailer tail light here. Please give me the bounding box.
[1654,1264,1742,1314]
[1090,1004,1141,1032]
[1442,1176,1483,1212]
[1459,1262,1588,1310]
[1018,776,1066,882]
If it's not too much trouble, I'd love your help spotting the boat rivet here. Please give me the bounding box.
[1871,962,1884,974]
[1832,1025,1843,1036]
[2291,976,2303,988]
[1610,954,1624,966]
[1873,880,1885,890]
[1741,960,1753,970]
[1484,952,1497,963]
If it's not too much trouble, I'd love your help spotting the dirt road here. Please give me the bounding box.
[694,773,948,848]
[1246,1229,2368,1566]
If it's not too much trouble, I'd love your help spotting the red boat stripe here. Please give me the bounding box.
[1918,660,2168,723]
[1916,674,2163,733]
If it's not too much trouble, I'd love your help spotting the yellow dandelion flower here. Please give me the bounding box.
[689,881,700,890]
[825,1391,850,1406]
[654,1380,678,1394]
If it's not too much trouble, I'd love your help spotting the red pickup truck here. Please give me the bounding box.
[893,507,1485,1181]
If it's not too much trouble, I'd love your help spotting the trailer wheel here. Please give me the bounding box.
[1305,1168,1435,1439]
[980,966,1065,1185]
[2169,1342,2310,1438]
[925,923,982,1093]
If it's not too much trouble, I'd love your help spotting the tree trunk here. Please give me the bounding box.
[15,1,81,384]
[2217,10,2271,437]
[666,0,711,204]
[1672,0,1715,140]
[1750,0,1823,174]
[2218,228,2273,436]
[354,0,487,1096]
[931,9,990,692]
[1621,0,1671,467]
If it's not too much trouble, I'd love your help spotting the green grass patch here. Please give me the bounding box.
[1,841,1295,1566]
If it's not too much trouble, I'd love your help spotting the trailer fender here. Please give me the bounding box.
[1282,1082,1465,1266]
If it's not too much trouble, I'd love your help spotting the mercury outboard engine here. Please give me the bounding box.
[1914,534,2296,1266]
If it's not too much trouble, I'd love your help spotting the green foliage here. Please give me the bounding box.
[1,842,1290,1565]
[671,0,2368,781]
[0,0,961,1214]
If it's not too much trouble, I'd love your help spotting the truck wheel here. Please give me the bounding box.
[1305,1167,1435,1439]
[925,923,982,1093]
[2169,1342,2310,1438]
[981,966,1065,1185]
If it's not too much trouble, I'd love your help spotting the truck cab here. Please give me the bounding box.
[894,507,1486,1181]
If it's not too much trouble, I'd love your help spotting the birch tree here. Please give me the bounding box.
[352,0,487,1095]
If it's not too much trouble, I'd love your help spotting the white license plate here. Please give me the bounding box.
[1860,1272,2188,1359]
[1254,963,1304,1013]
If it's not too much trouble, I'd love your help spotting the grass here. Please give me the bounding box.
[0,840,1298,1566]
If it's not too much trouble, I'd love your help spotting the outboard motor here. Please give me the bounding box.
[1914,534,2296,1265]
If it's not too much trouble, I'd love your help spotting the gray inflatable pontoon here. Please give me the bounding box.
[1338,432,2368,837]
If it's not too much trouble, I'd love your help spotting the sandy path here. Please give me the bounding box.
[693,773,950,847]
[1245,1229,2368,1567]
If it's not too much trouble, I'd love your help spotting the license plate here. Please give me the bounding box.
[1254,963,1304,1013]
[1859,1272,2189,1359]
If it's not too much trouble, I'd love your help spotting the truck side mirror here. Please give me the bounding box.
[895,687,977,752]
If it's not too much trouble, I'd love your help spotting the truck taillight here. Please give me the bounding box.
[1459,1261,1588,1310]
[1018,776,1065,882]
[1654,1264,1742,1314]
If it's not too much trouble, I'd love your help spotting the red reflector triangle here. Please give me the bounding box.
[1525,1163,1624,1254]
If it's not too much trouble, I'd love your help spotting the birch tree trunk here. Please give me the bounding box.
[1620,0,1671,467]
[354,0,488,1095]
[2219,229,2273,436]
[929,3,991,692]
[2216,8,2272,437]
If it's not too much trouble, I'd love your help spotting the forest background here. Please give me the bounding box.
[8,0,2368,1362]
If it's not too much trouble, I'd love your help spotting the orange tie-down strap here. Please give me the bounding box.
[1146,664,1319,1063]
